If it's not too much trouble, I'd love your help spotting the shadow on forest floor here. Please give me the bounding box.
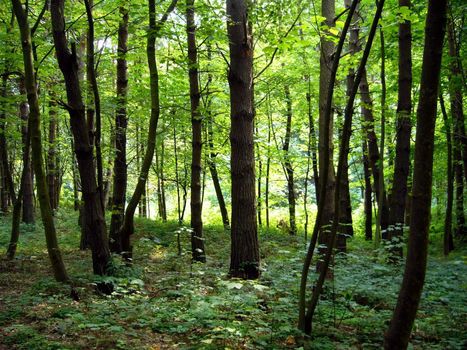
[0,210,466,349]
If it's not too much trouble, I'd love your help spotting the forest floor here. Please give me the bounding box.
[0,211,466,350]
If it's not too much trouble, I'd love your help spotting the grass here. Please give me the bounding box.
[0,209,466,349]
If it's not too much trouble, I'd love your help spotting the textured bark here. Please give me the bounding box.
[316,0,337,272]
[109,6,129,253]
[384,0,447,347]
[283,86,296,235]
[186,0,205,262]
[19,77,34,224]
[118,0,177,257]
[12,0,69,281]
[227,0,260,279]
[51,0,110,275]
[439,94,454,255]
[388,0,412,249]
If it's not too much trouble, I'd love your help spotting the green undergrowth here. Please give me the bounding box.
[0,211,466,349]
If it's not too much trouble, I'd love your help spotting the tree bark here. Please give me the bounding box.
[186,0,205,262]
[283,85,296,235]
[109,5,129,253]
[363,140,373,240]
[19,77,35,224]
[439,93,454,255]
[226,0,260,279]
[47,94,59,210]
[51,0,110,275]
[119,0,177,257]
[388,0,412,249]
[384,0,447,346]
[12,0,69,281]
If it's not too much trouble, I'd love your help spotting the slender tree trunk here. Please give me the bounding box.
[265,97,272,229]
[186,0,205,262]
[256,120,262,227]
[51,0,110,275]
[388,0,412,250]
[359,70,390,238]
[227,0,260,279]
[0,75,14,215]
[440,93,454,255]
[118,0,177,257]
[283,85,297,235]
[12,0,69,281]
[317,0,337,272]
[109,5,129,253]
[447,18,466,239]
[47,94,59,210]
[19,77,35,224]
[384,0,447,346]
[363,140,373,240]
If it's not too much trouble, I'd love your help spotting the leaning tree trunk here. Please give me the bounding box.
[186,0,205,262]
[51,0,110,275]
[388,0,412,252]
[109,5,129,253]
[226,0,260,280]
[283,85,297,235]
[118,0,177,257]
[12,0,69,281]
[384,0,447,347]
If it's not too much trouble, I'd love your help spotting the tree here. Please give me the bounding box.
[226,0,260,279]
[51,0,111,275]
[384,0,447,346]
[388,0,413,254]
[109,4,129,253]
[186,0,206,262]
[11,0,69,282]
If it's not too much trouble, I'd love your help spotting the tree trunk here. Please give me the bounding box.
[47,94,59,210]
[447,18,466,239]
[51,0,110,275]
[186,0,205,262]
[118,0,177,257]
[359,69,390,237]
[283,85,297,235]
[317,0,337,271]
[19,77,35,224]
[109,5,129,253]
[0,75,14,215]
[384,0,447,346]
[226,0,260,280]
[388,0,412,249]
[12,0,69,281]
[363,140,373,240]
[439,93,454,255]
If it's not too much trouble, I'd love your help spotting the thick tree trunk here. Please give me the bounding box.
[186,0,205,262]
[226,0,260,279]
[384,0,447,347]
[388,0,412,249]
[19,77,34,224]
[12,0,69,281]
[283,86,296,235]
[51,0,110,275]
[109,6,129,253]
